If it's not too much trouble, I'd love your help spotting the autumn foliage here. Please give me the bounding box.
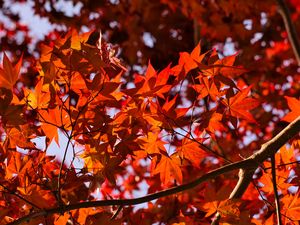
[0,0,300,225]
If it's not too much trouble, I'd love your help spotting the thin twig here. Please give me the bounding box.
[252,180,295,223]
[110,205,123,220]
[193,17,200,45]
[264,160,300,170]
[56,71,106,202]
[271,155,283,225]
[276,0,300,65]
[0,183,41,209]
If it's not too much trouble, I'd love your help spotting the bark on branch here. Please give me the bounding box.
[212,116,300,224]
[229,115,300,199]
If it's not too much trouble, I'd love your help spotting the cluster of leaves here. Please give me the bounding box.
[0,0,299,224]
[1,0,299,140]
[0,28,298,224]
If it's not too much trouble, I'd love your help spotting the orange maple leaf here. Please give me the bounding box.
[193,76,220,101]
[282,193,300,221]
[200,53,248,78]
[39,107,71,144]
[172,42,206,74]
[282,96,300,122]
[138,131,167,155]
[4,126,37,150]
[196,110,225,137]
[259,169,291,195]
[24,78,51,109]
[222,86,259,123]
[54,213,70,225]
[152,154,182,185]
[160,94,189,127]
[0,53,22,90]
[130,62,172,98]
[176,136,207,168]
[201,199,240,218]
[17,184,56,209]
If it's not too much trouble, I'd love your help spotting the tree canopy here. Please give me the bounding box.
[0,0,300,224]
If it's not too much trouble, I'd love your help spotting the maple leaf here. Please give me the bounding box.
[0,53,22,90]
[282,96,300,122]
[53,213,70,225]
[17,184,56,209]
[0,103,25,126]
[152,153,182,185]
[177,42,206,73]
[195,110,225,137]
[100,155,124,185]
[71,72,89,94]
[138,131,167,155]
[196,185,242,222]
[176,136,207,168]
[97,81,122,101]
[81,145,106,172]
[259,169,291,195]
[158,94,190,128]
[222,86,259,123]
[199,53,248,78]
[4,126,37,150]
[81,147,123,185]
[126,62,172,99]
[42,61,57,84]
[282,193,300,221]
[192,76,220,101]
[76,208,99,225]
[278,145,295,165]
[201,199,240,219]
[24,78,51,109]
[170,43,210,81]
[39,107,71,144]
[5,151,22,179]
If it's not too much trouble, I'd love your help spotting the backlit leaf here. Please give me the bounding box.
[0,53,22,90]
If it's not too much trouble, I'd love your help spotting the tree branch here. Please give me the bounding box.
[211,169,255,224]
[251,116,300,162]
[212,116,300,223]
[276,0,300,65]
[9,116,300,225]
[193,18,201,45]
[9,158,256,225]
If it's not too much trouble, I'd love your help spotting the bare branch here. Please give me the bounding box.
[8,158,256,225]
[276,0,300,65]
[229,116,300,199]
[193,18,200,45]
[213,116,300,223]
[251,116,300,162]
